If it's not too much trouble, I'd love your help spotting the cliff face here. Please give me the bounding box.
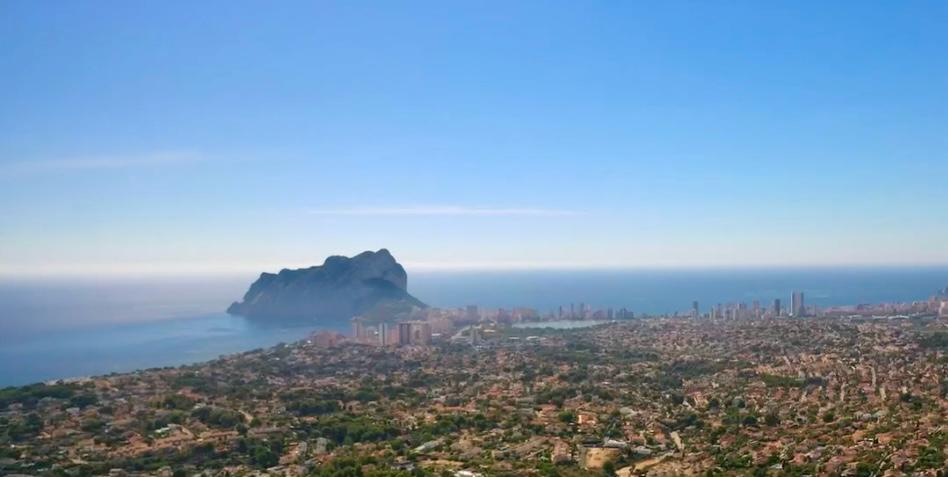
[227,249,426,322]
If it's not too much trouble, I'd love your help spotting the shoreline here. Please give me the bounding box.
[11,311,945,390]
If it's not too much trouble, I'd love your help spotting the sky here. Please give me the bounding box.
[1,0,947,277]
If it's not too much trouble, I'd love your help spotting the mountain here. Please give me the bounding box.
[227,249,426,323]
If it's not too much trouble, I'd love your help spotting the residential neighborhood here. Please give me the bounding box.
[2,307,946,476]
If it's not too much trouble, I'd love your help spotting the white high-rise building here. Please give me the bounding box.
[790,291,805,317]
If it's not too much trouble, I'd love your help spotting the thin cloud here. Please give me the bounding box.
[0,151,202,176]
[308,206,581,217]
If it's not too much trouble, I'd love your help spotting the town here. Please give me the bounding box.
[342,289,948,349]
[1,289,947,477]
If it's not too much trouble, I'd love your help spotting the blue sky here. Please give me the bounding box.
[1,1,947,276]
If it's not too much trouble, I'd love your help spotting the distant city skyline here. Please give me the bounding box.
[2,1,948,277]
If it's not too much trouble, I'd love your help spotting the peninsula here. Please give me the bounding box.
[227,249,426,323]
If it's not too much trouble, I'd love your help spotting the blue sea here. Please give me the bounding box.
[1,267,946,386]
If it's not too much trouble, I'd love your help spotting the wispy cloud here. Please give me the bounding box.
[308,206,580,217]
[0,151,202,176]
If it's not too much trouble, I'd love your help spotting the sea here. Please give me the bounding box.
[1,267,946,386]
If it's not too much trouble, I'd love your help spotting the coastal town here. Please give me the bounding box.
[2,288,947,477]
[6,1,948,476]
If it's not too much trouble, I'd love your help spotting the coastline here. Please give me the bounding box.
[0,313,324,387]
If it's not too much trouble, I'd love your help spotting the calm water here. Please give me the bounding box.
[0,313,329,386]
[1,267,946,386]
[411,267,948,312]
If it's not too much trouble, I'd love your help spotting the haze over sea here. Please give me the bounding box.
[1,267,946,386]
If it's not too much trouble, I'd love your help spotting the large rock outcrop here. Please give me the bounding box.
[227,249,426,323]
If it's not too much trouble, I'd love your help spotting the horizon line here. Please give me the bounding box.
[2,261,948,280]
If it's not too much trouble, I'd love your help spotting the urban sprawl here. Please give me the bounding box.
[2,288,947,477]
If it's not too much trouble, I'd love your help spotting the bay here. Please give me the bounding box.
[1,266,946,386]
